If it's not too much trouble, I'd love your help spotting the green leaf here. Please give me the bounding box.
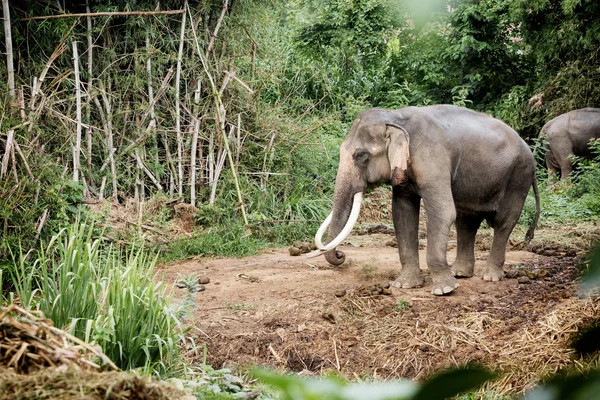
[413,366,496,400]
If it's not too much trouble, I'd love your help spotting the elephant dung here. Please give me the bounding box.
[517,276,531,284]
[198,276,210,285]
[289,246,303,256]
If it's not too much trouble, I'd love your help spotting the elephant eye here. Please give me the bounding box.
[354,149,370,163]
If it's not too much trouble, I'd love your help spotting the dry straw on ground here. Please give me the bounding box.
[0,304,116,373]
[0,304,190,400]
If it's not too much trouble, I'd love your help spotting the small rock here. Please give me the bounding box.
[198,276,210,285]
[321,312,336,324]
[517,276,531,284]
[289,246,302,256]
[335,289,347,298]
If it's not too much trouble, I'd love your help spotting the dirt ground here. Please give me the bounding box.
[160,222,600,395]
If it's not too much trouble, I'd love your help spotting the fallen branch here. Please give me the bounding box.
[18,9,184,22]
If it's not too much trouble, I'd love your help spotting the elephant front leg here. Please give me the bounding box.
[423,189,459,295]
[390,189,424,289]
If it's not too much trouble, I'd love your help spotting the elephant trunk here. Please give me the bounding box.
[314,167,364,265]
[313,192,362,265]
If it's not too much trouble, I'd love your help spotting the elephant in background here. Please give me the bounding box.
[543,108,600,180]
[312,105,540,296]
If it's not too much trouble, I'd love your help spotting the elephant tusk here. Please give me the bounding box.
[314,212,333,250]
[305,249,327,259]
[316,192,363,252]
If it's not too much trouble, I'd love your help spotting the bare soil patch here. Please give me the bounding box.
[161,224,600,396]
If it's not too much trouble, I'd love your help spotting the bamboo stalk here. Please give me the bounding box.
[188,3,248,224]
[134,149,163,191]
[72,40,83,183]
[12,139,34,180]
[207,0,229,56]
[18,9,184,22]
[86,3,93,189]
[190,80,201,207]
[175,2,187,197]
[3,0,15,102]
[18,87,25,120]
[1,129,14,177]
[95,80,117,198]
[145,30,158,187]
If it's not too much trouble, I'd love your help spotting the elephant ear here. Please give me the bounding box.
[386,124,410,186]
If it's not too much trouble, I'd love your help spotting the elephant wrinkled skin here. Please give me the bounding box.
[543,107,600,180]
[315,105,541,296]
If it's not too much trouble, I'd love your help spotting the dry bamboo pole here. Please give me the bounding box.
[94,81,117,198]
[175,2,187,197]
[134,149,163,192]
[27,26,72,129]
[12,139,33,180]
[145,31,159,187]
[261,131,276,190]
[235,113,241,166]
[207,0,229,56]
[187,3,248,225]
[2,0,15,102]
[1,129,14,177]
[86,3,93,189]
[72,41,83,183]
[18,87,26,120]
[190,80,201,207]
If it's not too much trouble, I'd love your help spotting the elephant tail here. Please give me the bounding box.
[525,177,540,243]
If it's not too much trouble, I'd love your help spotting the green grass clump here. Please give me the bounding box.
[7,220,185,373]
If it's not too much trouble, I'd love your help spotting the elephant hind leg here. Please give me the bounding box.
[451,213,483,278]
[483,193,527,281]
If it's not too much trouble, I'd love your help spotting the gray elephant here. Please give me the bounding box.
[543,108,600,180]
[311,105,540,296]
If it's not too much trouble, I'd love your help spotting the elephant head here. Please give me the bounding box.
[314,109,410,265]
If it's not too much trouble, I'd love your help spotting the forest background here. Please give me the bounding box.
[1,0,600,261]
[1,0,600,397]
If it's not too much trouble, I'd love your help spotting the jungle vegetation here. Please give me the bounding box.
[1,0,600,398]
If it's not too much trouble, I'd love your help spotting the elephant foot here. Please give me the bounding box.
[431,271,459,296]
[391,269,424,289]
[451,261,474,278]
[482,265,504,282]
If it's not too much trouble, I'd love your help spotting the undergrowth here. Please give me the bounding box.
[4,221,186,374]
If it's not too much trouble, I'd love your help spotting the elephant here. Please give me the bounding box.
[542,108,600,180]
[310,105,541,296]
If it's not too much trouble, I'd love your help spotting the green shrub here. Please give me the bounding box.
[7,220,185,373]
